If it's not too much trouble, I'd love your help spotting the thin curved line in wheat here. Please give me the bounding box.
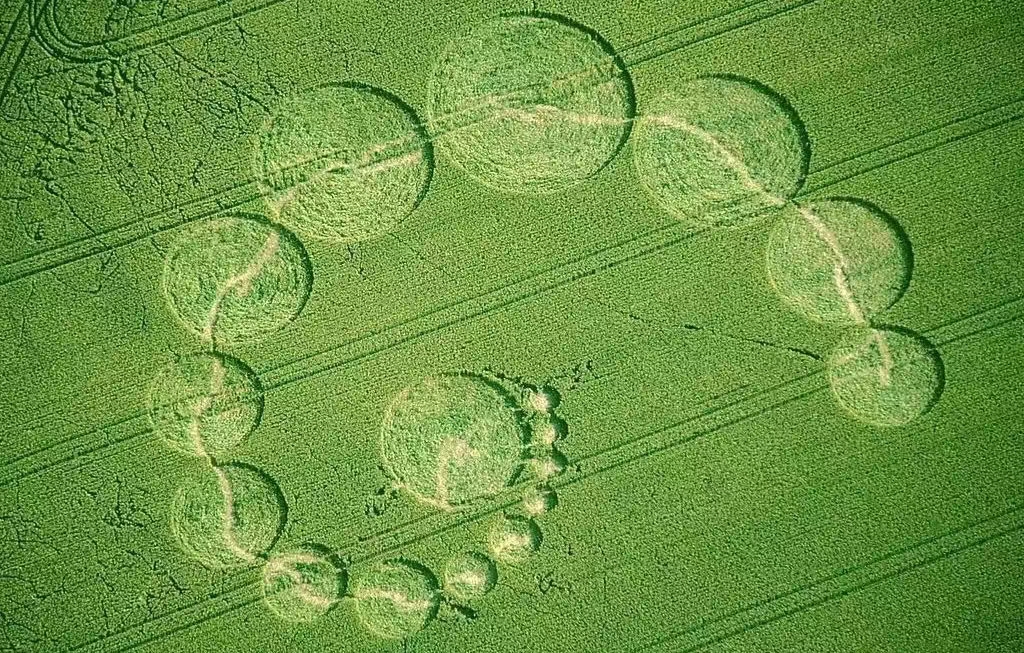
[184,355,257,563]
[200,230,280,346]
[212,466,257,564]
[352,587,435,613]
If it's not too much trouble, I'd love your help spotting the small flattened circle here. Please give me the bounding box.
[162,214,312,347]
[147,352,263,459]
[381,373,526,509]
[766,199,912,325]
[632,76,808,228]
[351,560,440,639]
[442,551,497,601]
[522,485,558,516]
[170,463,287,569]
[488,515,542,563]
[255,83,433,243]
[429,13,635,195]
[262,547,344,623]
[827,327,944,427]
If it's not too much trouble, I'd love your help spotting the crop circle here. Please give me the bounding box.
[170,463,287,568]
[162,214,312,347]
[488,515,542,563]
[442,551,497,601]
[429,13,635,194]
[255,83,433,243]
[262,548,343,623]
[522,485,558,516]
[827,327,944,427]
[381,373,526,509]
[147,352,263,459]
[766,199,912,325]
[351,560,440,639]
[632,75,808,228]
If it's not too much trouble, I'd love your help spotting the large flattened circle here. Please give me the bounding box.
[255,83,433,243]
[827,327,944,427]
[429,13,635,195]
[170,463,287,569]
[262,548,343,623]
[381,373,525,509]
[766,199,912,325]
[147,351,263,459]
[632,76,808,228]
[161,214,312,347]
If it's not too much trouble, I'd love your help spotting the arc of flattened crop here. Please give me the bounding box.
[0,1,32,108]
[1,7,1013,290]
[794,204,895,385]
[2,24,1009,488]
[46,299,1021,650]
[29,0,289,63]
[212,467,258,564]
[200,230,281,346]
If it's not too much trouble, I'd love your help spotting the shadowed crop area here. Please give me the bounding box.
[0,0,1022,651]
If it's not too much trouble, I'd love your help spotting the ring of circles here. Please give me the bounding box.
[145,11,945,639]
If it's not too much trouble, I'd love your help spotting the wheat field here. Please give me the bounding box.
[0,0,1022,651]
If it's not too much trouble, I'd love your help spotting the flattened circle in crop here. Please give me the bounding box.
[262,547,343,623]
[381,373,525,509]
[429,13,635,194]
[522,484,558,516]
[632,76,808,228]
[443,551,497,601]
[255,83,433,243]
[488,515,542,563]
[162,214,311,347]
[352,560,439,639]
[170,463,287,569]
[827,327,944,427]
[766,199,912,325]
[147,351,263,459]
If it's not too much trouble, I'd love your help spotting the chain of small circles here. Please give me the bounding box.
[152,231,572,635]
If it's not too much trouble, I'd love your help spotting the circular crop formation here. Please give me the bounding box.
[170,463,286,569]
[766,199,912,325]
[147,352,263,459]
[488,515,543,563]
[429,13,635,194]
[255,83,434,243]
[443,551,498,601]
[632,76,808,228]
[161,214,311,348]
[262,548,344,623]
[144,7,948,644]
[351,560,441,639]
[381,373,526,509]
[827,327,944,427]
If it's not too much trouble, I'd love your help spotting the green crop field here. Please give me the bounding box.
[1,0,1022,651]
